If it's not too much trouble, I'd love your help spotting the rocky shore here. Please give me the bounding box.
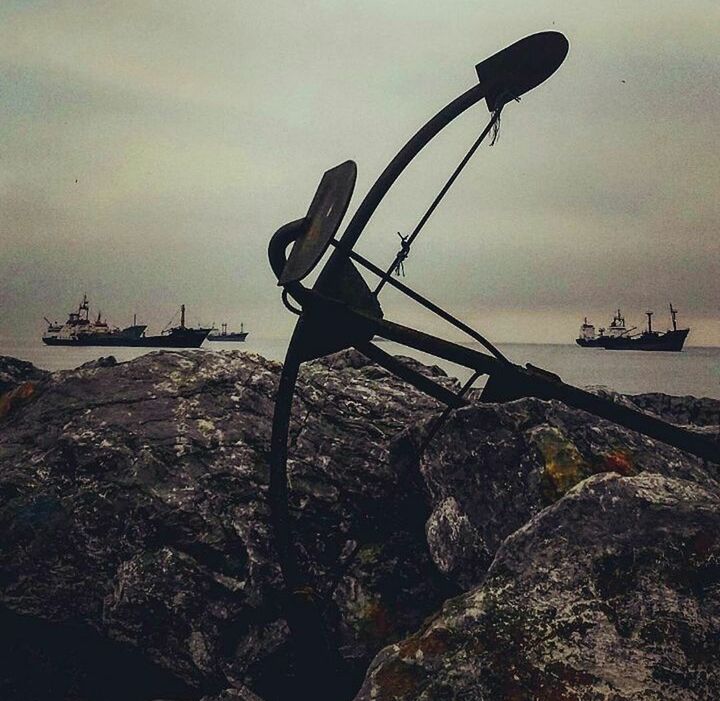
[0,350,718,701]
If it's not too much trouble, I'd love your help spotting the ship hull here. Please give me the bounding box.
[43,329,210,348]
[576,328,689,352]
[207,332,248,342]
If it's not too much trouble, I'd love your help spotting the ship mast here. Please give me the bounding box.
[645,311,653,334]
[79,293,90,322]
[180,304,186,329]
[669,303,678,331]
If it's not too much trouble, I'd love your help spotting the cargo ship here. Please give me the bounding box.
[576,305,689,351]
[43,296,211,348]
[207,322,248,342]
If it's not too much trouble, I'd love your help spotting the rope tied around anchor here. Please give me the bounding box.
[374,104,510,295]
[392,232,411,276]
[489,93,521,146]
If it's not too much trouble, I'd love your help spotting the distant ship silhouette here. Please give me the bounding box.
[577,304,689,351]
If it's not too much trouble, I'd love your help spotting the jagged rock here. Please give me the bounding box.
[355,472,720,701]
[1,348,718,701]
[0,355,47,394]
[406,398,718,588]
[198,688,265,701]
[0,349,452,700]
[621,391,720,431]
[77,355,118,369]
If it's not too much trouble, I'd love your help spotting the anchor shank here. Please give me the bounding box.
[330,239,506,361]
[356,340,467,408]
[532,373,719,465]
[304,289,719,464]
[316,83,486,291]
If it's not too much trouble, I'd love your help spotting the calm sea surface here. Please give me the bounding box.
[2,337,719,400]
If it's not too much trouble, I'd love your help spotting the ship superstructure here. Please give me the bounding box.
[43,295,147,346]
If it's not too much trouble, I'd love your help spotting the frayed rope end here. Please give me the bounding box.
[489,95,521,147]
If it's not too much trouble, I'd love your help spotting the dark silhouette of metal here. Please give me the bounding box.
[265,30,719,701]
[392,232,410,277]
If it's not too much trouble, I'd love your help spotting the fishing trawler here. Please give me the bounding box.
[43,297,211,347]
[207,323,248,342]
[576,305,689,351]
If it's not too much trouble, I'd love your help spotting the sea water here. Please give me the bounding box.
[2,336,719,400]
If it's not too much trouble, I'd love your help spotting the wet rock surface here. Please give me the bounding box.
[0,350,718,701]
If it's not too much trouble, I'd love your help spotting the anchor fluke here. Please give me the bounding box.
[475,31,569,112]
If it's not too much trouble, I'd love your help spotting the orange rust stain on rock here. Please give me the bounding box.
[397,636,420,658]
[602,450,635,476]
[535,427,589,502]
[0,382,37,419]
[417,627,451,656]
[398,627,452,660]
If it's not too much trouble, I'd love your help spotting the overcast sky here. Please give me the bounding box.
[1,1,718,345]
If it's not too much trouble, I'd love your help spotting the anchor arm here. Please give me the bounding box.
[303,289,720,465]
[316,31,569,295]
[355,340,467,408]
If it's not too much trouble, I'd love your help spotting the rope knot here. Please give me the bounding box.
[393,232,411,276]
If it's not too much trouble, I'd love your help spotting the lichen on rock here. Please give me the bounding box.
[355,473,720,701]
[0,350,718,701]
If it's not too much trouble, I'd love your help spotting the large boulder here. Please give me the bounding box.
[1,348,717,701]
[406,398,717,588]
[0,349,453,700]
[355,472,720,701]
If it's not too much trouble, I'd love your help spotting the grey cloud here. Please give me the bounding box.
[0,1,717,345]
